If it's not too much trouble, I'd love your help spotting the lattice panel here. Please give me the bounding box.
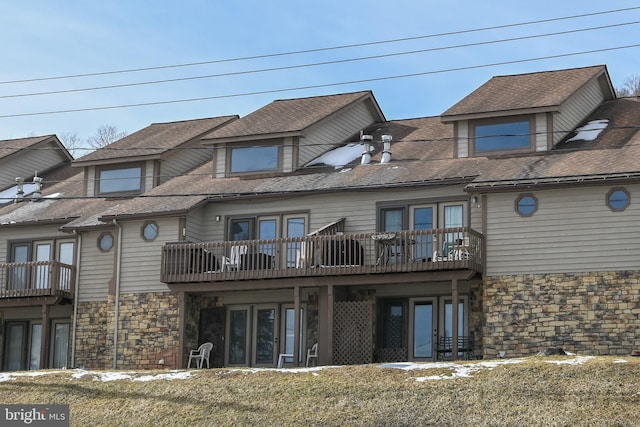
[333,301,373,365]
[375,347,408,363]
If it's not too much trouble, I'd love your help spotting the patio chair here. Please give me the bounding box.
[220,245,248,271]
[306,342,318,367]
[187,342,213,369]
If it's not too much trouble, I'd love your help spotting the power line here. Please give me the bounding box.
[2,20,637,100]
[0,44,638,119]
[0,6,637,86]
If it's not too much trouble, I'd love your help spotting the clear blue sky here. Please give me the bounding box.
[0,1,638,150]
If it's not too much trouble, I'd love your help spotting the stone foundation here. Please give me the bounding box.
[74,292,180,370]
[483,271,640,358]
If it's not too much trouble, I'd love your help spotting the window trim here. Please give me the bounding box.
[470,115,535,156]
[226,141,283,176]
[98,232,114,252]
[606,187,630,212]
[515,193,538,217]
[141,221,159,241]
[95,162,145,196]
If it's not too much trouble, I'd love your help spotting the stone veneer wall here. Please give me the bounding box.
[75,292,180,370]
[483,271,640,358]
[74,299,113,369]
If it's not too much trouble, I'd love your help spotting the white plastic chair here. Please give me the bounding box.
[220,245,248,271]
[188,342,213,369]
[306,342,318,367]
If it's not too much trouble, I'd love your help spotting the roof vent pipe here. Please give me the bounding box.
[360,133,373,165]
[15,177,24,203]
[380,135,393,163]
[31,172,42,201]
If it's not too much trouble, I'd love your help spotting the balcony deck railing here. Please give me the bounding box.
[161,227,483,284]
[0,261,75,299]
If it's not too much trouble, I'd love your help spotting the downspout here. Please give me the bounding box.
[113,219,123,369]
[70,230,82,368]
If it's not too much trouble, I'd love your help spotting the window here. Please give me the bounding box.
[472,117,532,154]
[97,165,143,195]
[607,188,630,212]
[229,145,280,173]
[141,221,159,241]
[515,194,538,217]
[98,232,114,252]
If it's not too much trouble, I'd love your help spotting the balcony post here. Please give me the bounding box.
[452,278,459,361]
[40,304,50,369]
[294,285,300,367]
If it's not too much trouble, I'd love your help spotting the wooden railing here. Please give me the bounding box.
[0,261,75,299]
[161,227,483,283]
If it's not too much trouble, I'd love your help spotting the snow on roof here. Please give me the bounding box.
[305,142,364,169]
[565,119,609,143]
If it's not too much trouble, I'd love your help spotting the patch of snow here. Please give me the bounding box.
[133,371,193,382]
[70,369,193,382]
[379,359,526,381]
[306,143,364,169]
[545,356,594,365]
[0,370,68,382]
[613,359,628,364]
[44,192,61,199]
[566,119,609,142]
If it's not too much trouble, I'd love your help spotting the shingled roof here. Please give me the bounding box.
[202,91,383,142]
[441,65,613,120]
[0,135,71,161]
[73,116,238,165]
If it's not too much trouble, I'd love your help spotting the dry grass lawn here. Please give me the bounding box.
[1,355,639,426]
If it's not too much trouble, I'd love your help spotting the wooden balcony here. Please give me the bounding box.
[160,227,483,284]
[0,261,75,299]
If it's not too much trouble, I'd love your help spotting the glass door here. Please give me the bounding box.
[34,241,53,289]
[252,305,278,367]
[57,241,75,291]
[10,243,29,289]
[411,206,434,262]
[3,322,28,371]
[30,324,42,370]
[225,304,280,367]
[280,306,304,365]
[51,321,70,369]
[409,298,437,361]
[284,215,306,268]
[226,305,250,366]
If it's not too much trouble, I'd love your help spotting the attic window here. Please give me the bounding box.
[472,116,533,154]
[229,145,280,174]
[607,188,629,212]
[97,164,143,195]
[515,194,537,217]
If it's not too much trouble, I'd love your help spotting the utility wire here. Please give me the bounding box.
[1,21,637,100]
[0,6,637,85]
[0,44,638,119]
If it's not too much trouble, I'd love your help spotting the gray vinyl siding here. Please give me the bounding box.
[456,121,469,158]
[77,229,116,302]
[195,184,471,241]
[159,143,213,185]
[0,145,67,191]
[485,184,640,276]
[553,80,605,145]
[534,113,548,152]
[119,217,180,294]
[299,102,378,166]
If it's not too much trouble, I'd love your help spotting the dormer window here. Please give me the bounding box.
[97,163,143,195]
[471,116,533,155]
[229,144,281,174]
